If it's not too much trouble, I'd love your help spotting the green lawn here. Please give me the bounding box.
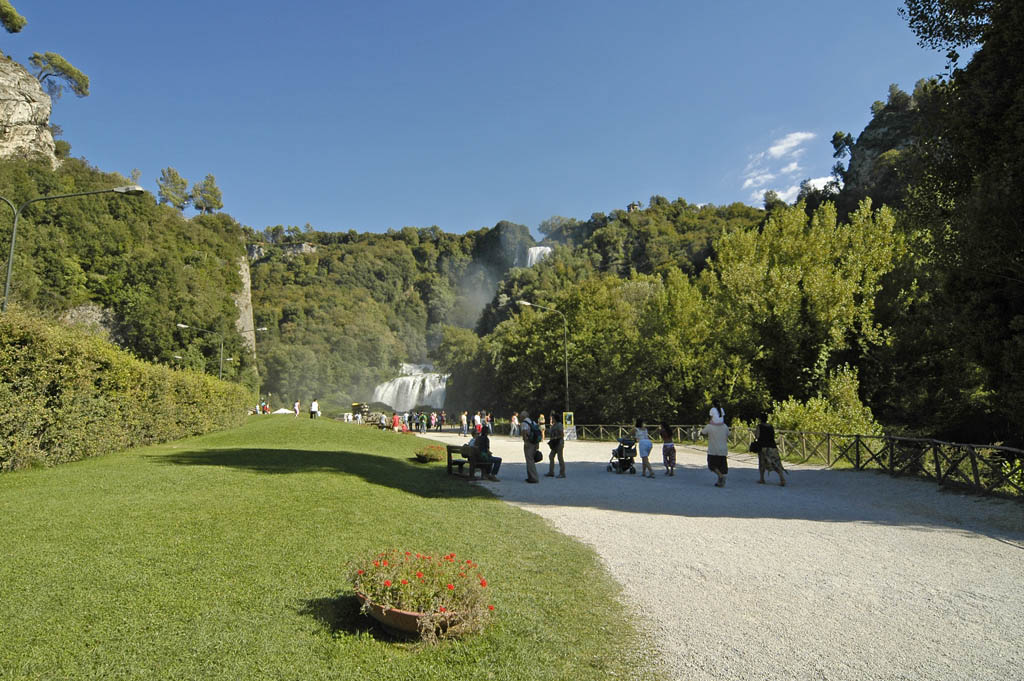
[0,417,652,680]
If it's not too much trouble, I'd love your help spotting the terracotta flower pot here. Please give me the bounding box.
[356,592,451,636]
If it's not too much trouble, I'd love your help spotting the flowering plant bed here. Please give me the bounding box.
[350,549,494,641]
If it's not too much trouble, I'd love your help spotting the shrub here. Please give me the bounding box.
[769,365,882,436]
[0,308,251,471]
[349,549,494,642]
[413,444,446,463]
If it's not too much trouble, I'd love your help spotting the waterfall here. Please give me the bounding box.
[372,365,448,411]
[526,246,552,267]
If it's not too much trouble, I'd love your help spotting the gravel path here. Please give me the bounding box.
[423,431,1024,680]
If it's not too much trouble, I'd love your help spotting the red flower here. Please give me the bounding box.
[416,571,424,578]
[488,605,495,611]
[383,580,392,587]
[466,559,472,565]
[446,583,455,590]
[459,572,466,578]
[439,606,447,613]
[372,561,379,567]
[405,551,411,556]
[401,579,409,585]
[382,560,388,566]
[356,569,364,575]
[480,579,488,587]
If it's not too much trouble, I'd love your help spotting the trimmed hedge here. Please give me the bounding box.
[0,309,251,471]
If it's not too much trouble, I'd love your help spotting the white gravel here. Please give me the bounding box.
[423,431,1024,680]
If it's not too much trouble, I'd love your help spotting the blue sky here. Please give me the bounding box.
[9,1,950,235]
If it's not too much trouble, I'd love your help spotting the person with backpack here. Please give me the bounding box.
[519,410,541,483]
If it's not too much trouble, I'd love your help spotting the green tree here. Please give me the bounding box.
[0,1,26,33]
[191,174,223,214]
[29,51,89,98]
[157,167,190,211]
[898,0,1024,441]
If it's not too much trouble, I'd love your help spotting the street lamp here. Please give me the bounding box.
[517,300,569,416]
[1,185,144,312]
[175,322,225,379]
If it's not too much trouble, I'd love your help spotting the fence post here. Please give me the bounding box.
[932,441,942,486]
[855,435,862,470]
[969,446,980,487]
[801,432,807,462]
[826,434,832,466]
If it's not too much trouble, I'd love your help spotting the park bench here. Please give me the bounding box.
[446,444,492,479]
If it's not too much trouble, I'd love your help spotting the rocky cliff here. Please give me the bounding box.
[0,57,56,163]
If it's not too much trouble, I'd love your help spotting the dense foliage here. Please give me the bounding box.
[0,157,255,385]
[0,308,250,470]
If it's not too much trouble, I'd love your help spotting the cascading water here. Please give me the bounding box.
[526,246,552,267]
[371,364,448,411]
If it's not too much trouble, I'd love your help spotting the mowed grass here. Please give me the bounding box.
[0,417,652,681]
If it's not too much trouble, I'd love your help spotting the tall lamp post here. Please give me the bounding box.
[517,300,569,416]
[175,322,225,379]
[1,185,144,312]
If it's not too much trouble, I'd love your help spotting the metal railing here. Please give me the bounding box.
[561,424,1024,499]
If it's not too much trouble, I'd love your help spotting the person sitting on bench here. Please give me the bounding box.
[473,429,501,482]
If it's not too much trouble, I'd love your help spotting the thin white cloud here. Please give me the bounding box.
[805,176,832,190]
[742,131,822,206]
[767,132,816,159]
[742,172,776,190]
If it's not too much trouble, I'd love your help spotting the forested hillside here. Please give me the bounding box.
[0,157,255,385]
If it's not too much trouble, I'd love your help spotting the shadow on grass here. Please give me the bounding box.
[298,594,418,643]
[153,448,494,500]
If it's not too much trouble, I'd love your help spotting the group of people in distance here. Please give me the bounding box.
[467,398,787,488]
[698,401,787,487]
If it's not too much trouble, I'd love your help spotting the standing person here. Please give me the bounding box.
[520,410,540,483]
[293,400,300,418]
[310,399,319,419]
[701,414,730,487]
[636,418,655,478]
[485,412,493,434]
[755,412,787,486]
[659,421,676,476]
[538,412,547,441]
[544,413,566,478]
[419,411,427,433]
[473,427,502,482]
[391,412,401,432]
[460,411,468,436]
[510,412,520,437]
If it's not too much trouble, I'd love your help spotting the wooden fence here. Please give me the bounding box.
[566,424,1024,499]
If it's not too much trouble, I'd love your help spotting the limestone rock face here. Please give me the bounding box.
[0,57,56,163]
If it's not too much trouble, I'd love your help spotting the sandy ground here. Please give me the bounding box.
[420,430,1024,681]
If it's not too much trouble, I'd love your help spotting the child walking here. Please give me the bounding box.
[635,418,655,478]
[659,421,676,476]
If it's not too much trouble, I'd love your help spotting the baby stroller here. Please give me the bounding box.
[608,438,637,474]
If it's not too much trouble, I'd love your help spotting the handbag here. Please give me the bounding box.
[749,440,761,454]
[533,451,543,463]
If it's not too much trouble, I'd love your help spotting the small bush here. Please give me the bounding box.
[350,549,494,642]
[414,444,446,463]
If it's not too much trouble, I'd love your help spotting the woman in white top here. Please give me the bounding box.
[635,418,655,478]
[701,409,730,487]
